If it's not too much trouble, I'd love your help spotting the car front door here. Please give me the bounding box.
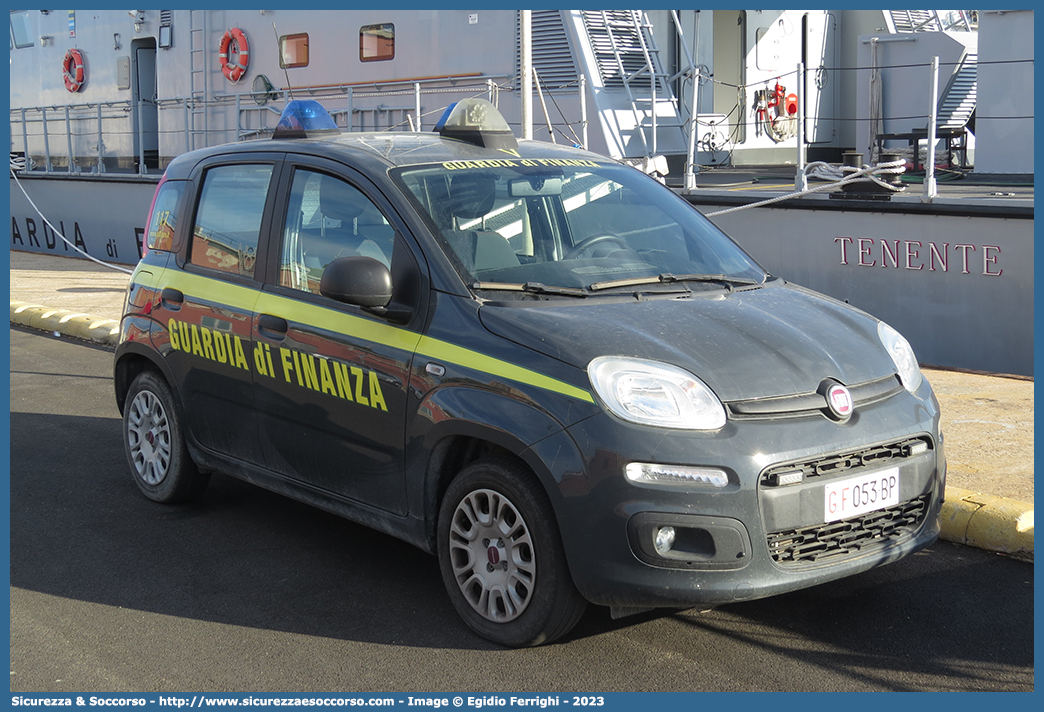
[251,158,426,515]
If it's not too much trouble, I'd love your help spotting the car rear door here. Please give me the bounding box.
[152,154,284,466]
[251,157,427,515]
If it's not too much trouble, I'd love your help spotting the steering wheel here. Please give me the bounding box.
[565,234,630,259]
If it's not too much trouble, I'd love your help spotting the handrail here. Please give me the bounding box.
[9,75,528,177]
[273,72,496,93]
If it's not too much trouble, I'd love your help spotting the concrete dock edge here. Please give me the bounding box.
[11,300,120,347]
[940,487,1034,561]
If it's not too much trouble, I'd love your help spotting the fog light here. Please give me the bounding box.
[654,526,676,555]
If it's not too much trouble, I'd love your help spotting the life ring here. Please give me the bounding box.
[219,28,249,83]
[63,49,86,92]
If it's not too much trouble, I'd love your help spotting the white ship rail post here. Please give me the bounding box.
[923,56,940,201]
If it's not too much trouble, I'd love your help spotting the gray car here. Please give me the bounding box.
[114,98,944,647]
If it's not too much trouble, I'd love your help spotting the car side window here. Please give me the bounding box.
[146,180,185,252]
[190,164,274,278]
[280,169,394,293]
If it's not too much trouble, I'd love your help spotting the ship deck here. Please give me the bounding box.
[671,165,1033,218]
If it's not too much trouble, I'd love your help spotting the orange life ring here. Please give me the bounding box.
[63,49,85,92]
[219,27,249,83]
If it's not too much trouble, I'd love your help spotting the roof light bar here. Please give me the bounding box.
[435,98,518,151]
[272,99,338,139]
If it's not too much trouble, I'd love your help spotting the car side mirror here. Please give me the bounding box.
[319,256,393,308]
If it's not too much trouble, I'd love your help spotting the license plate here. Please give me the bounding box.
[824,467,900,522]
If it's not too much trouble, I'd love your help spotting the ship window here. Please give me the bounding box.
[360,23,394,62]
[190,164,275,279]
[279,33,309,69]
[10,10,33,49]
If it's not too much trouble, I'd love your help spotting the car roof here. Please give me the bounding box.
[161,131,616,180]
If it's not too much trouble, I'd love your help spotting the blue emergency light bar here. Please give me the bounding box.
[272,100,338,139]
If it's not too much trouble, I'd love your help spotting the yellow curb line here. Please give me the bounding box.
[940,486,1034,561]
[57,312,94,322]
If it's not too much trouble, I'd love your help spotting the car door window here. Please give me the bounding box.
[280,169,394,293]
[145,180,185,253]
[190,164,274,278]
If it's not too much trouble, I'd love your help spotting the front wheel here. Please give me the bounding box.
[437,457,587,646]
[123,370,209,503]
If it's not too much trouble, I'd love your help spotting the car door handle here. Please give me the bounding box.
[160,287,183,311]
[257,313,288,341]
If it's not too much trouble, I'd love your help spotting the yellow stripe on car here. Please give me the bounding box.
[417,336,595,404]
[152,268,595,404]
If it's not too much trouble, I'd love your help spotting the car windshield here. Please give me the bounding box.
[392,160,766,294]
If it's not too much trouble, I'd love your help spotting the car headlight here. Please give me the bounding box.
[587,357,726,430]
[878,321,922,393]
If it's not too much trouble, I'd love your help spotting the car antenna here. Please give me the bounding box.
[273,22,294,100]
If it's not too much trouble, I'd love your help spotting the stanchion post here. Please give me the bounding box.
[795,62,807,192]
[923,56,940,201]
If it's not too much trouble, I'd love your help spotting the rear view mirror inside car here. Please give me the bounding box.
[508,177,562,197]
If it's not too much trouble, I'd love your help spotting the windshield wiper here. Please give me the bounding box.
[588,273,760,293]
[472,281,589,297]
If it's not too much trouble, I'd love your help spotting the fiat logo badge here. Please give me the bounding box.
[826,384,854,419]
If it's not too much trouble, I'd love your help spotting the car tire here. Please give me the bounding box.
[437,456,587,647]
[123,370,210,503]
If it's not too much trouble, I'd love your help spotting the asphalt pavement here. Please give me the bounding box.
[8,249,1034,561]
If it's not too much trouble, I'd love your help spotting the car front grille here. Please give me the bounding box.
[767,493,931,566]
[760,436,933,486]
[727,375,903,420]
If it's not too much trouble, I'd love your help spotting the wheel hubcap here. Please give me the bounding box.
[126,389,172,486]
[448,488,535,623]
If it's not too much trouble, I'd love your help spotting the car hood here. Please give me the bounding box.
[478,283,898,402]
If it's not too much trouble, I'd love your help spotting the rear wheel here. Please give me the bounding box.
[123,370,209,503]
[437,456,587,646]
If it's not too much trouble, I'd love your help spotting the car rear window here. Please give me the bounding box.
[146,180,185,252]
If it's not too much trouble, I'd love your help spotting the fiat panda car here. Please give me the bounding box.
[115,98,944,647]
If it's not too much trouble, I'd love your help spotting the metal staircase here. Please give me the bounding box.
[886,10,975,33]
[873,48,977,169]
[580,10,683,157]
[938,51,977,130]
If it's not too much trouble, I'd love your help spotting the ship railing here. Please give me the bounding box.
[10,100,149,177]
[9,74,545,178]
[225,74,518,141]
[10,97,212,177]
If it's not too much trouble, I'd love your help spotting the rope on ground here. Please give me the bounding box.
[9,165,134,275]
[705,159,907,218]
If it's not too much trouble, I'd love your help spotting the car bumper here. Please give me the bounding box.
[551,379,945,609]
